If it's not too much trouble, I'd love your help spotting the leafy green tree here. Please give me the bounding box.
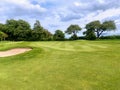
[65,24,82,40]
[83,29,96,40]
[0,31,8,41]
[85,20,116,39]
[70,34,79,40]
[42,30,53,41]
[33,20,43,31]
[5,19,31,41]
[38,29,53,41]
[53,30,65,41]
[32,20,53,41]
[100,21,116,35]
[85,20,101,38]
[0,23,6,31]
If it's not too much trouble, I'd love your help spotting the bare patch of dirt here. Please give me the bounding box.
[0,48,32,57]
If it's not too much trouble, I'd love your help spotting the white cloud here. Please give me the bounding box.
[94,8,120,20]
[0,0,120,35]
[97,0,105,4]
[0,0,46,17]
[74,2,81,7]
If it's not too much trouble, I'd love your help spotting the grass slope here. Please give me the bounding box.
[0,40,120,90]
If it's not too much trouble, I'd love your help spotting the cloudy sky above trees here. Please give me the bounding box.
[0,0,120,35]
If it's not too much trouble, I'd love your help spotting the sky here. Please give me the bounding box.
[0,0,120,35]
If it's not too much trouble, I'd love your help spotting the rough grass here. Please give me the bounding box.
[0,40,120,90]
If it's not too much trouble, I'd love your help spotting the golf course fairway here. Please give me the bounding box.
[0,40,119,90]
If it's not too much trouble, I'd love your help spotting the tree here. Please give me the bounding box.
[85,20,100,38]
[65,24,82,40]
[85,20,116,39]
[0,23,6,31]
[101,21,116,35]
[0,31,8,41]
[41,30,53,41]
[83,29,96,40]
[53,30,65,41]
[32,20,53,41]
[33,20,43,31]
[5,19,31,41]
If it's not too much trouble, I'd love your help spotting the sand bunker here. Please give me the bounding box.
[0,48,32,57]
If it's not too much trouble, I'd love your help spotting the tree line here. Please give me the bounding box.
[0,19,116,41]
[0,20,52,41]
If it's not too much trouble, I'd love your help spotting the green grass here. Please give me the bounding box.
[0,40,120,90]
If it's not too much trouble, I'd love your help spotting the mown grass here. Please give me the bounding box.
[0,40,120,90]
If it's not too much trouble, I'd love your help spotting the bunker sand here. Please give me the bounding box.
[0,48,32,57]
